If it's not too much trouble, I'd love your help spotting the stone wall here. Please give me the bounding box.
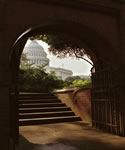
[53,87,92,124]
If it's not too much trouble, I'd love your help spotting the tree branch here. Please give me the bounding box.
[74,50,93,66]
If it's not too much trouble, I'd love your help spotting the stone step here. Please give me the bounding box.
[18,93,81,126]
[19,93,53,97]
[19,103,66,108]
[19,99,61,104]
[19,96,57,100]
[19,116,81,126]
[19,111,75,119]
[19,107,71,113]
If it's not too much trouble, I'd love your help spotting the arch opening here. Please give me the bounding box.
[9,20,122,148]
[18,34,93,93]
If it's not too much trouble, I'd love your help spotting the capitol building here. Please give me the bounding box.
[23,40,73,80]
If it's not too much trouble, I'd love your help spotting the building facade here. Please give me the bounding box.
[47,67,73,80]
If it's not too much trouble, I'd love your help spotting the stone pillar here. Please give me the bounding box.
[0,2,18,147]
[0,2,10,148]
[118,1,125,135]
[0,39,11,149]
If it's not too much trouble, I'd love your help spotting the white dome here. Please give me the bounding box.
[24,40,47,57]
[23,40,49,66]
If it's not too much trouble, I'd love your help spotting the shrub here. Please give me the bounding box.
[18,66,64,92]
[63,79,91,89]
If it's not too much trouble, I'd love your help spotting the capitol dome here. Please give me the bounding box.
[23,40,49,66]
[22,40,72,80]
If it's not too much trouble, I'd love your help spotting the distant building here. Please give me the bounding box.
[47,67,73,80]
[23,40,73,80]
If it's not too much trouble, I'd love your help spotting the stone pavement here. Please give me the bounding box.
[19,121,125,150]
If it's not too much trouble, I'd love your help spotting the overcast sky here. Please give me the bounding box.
[28,40,92,76]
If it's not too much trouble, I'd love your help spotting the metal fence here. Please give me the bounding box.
[91,59,120,135]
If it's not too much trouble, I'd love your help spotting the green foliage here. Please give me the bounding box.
[30,34,78,51]
[63,80,72,88]
[64,75,91,88]
[20,53,29,67]
[30,34,88,59]
[18,65,64,92]
[65,76,83,82]
[63,79,91,89]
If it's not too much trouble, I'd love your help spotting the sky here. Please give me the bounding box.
[28,40,92,76]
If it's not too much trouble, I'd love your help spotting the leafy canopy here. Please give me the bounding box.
[30,34,93,65]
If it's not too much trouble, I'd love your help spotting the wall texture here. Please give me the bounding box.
[54,87,92,124]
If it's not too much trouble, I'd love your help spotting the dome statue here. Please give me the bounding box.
[23,40,49,66]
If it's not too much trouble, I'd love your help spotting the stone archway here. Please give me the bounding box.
[10,19,121,146]
[1,1,125,149]
[10,19,101,84]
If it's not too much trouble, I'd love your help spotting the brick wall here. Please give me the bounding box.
[53,87,92,124]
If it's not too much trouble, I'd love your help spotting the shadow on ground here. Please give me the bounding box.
[18,134,125,150]
[18,135,77,150]
[19,122,125,150]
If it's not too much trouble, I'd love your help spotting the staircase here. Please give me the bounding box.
[19,93,81,126]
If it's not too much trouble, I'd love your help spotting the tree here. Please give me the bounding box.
[30,34,93,66]
[20,53,29,67]
[65,76,82,82]
[18,65,64,92]
[64,79,91,88]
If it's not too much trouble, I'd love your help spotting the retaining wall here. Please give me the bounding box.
[53,87,92,124]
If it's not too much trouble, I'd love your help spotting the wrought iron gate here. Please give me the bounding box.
[91,59,120,135]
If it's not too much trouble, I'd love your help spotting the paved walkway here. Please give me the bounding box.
[19,121,125,150]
